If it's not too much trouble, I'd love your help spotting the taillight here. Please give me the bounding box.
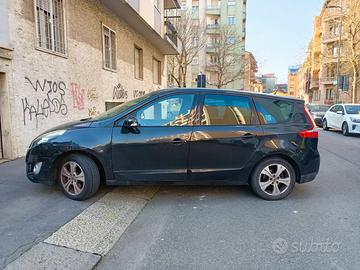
[298,107,319,139]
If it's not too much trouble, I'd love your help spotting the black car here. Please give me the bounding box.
[26,88,320,201]
[306,104,331,127]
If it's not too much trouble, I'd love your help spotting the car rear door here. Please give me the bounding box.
[188,92,263,182]
[111,93,197,182]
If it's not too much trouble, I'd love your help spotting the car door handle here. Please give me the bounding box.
[172,138,185,145]
[241,133,256,139]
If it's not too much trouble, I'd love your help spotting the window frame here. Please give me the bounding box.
[102,23,117,71]
[253,97,295,126]
[128,93,198,127]
[152,57,162,85]
[134,45,144,80]
[198,93,258,127]
[33,0,68,57]
[227,16,236,25]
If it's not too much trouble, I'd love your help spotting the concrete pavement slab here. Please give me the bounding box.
[45,187,158,255]
[4,242,101,270]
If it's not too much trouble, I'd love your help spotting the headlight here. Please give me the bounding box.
[31,130,66,147]
[350,117,360,123]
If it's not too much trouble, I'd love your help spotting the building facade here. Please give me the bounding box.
[259,73,277,93]
[242,51,258,91]
[181,0,247,89]
[0,0,180,159]
[287,65,300,97]
[299,0,360,105]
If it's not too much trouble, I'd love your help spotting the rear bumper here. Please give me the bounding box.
[314,117,323,127]
[298,154,320,184]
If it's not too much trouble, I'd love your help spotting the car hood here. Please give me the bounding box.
[349,114,360,120]
[37,118,93,137]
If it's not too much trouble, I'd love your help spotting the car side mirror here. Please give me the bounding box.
[122,117,140,134]
[336,111,344,115]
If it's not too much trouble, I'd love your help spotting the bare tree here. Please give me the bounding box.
[206,25,247,89]
[167,12,206,88]
[342,0,360,103]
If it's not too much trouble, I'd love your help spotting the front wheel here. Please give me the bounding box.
[250,158,296,200]
[323,119,329,131]
[342,122,349,136]
[58,154,100,201]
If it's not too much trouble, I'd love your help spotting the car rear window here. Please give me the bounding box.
[253,97,294,124]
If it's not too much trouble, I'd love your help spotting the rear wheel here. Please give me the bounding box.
[322,119,329,131]
[250,158,296,200]
[342,122,349,136]
[59,154,100,201]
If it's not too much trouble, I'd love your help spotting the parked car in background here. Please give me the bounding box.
[306,104,331,127]
[26,89,320,201]
[323,104,360,136]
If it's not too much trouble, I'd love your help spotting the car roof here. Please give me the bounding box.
[153,88,304,102]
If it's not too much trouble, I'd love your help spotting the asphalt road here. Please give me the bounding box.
[1,130,360,270]
[97,130,360,270]
[0,159,110,269]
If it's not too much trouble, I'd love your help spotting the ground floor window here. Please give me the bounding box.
[326,88,333,100]
[153,58,161,85]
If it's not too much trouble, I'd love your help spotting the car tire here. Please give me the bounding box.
[322,119,329,131]
[250,158,296,201]
[342,122,349,136]
[58,154,100,201]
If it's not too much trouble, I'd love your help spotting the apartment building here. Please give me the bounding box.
[300,0,359,105]
[259,73,277,93]
[0,0,180,159]
[181,0,247,89]
[242,51,258,91]
[287,65,300,97]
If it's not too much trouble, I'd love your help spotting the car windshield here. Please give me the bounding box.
[92,92,154,121]
[308,105,330,112]
[345,105,360,115]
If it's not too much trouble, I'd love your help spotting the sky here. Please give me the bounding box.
[246,0,324,83]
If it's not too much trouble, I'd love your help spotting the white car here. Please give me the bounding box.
[323,104,360,136]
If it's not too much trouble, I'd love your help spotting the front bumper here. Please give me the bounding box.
[26,148,55,185]
[349,122,360,134]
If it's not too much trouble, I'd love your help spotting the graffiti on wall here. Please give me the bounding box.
[22,77,68,127]
[71,83,86,110]
[133,90,146,98]
[87,88,98,102]
[113,83,128,100]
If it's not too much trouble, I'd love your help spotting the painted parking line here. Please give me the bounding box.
[5,186,159,269]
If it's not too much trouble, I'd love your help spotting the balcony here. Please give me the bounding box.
[206,44,217,53]
[322,33,340,43]
[206,24,220,34]
[101,0,180,55]
[320,76,337,85]
[206,6,220,15]
[165,20,178,47]
[310,80,319,89]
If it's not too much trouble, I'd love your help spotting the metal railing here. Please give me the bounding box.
[165,20,178,46]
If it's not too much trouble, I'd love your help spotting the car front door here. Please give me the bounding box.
[326,105,338,128]
[111,93,196,182]
[333,105,345,129]
[188,93,263,182]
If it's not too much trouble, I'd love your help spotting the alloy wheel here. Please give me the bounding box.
[60,161,85,195]
[259,164,291,196]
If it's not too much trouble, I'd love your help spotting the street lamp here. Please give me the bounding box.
[325,0,343,104]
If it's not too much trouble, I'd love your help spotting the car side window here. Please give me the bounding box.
[339,106,345,114]
[201,94,252,126]
[134,94,195,126]
[330,105,338,112]
[253,97,293,124]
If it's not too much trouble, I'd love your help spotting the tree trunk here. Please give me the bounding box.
[352,68,358,103]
